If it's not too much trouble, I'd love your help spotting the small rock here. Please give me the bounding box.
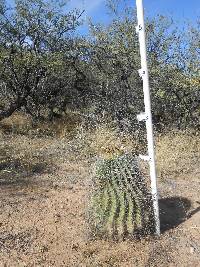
[72,243,79,250]
[67,185,73,190]
[190,246,194,254]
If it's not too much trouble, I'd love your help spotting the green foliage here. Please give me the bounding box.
[81,3,200,130]
[146,15,200,129]
[85,12,143,128]
[89,154,154,240]
[0,0,199,130]
[0,0,83,120]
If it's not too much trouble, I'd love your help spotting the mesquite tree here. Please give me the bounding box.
[0,0,199,130]
[0,0,83,120]
[86,5,200,130]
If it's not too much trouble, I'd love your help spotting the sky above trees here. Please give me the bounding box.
[69,0,199,34]
[6,0,200,20]
[6,0,200,34]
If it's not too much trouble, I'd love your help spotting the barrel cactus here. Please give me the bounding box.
[89,153,155,240]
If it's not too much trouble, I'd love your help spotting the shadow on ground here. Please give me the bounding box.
[159,197,200,233]
[0,152,56,198]
[0,147,55,186]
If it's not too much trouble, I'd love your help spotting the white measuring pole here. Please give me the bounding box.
[135,0,160,235]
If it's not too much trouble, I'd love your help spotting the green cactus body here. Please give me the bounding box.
[102,187,109,213]
[105,181,117,237]
[89,154,154,239]
[115,159,142,232]
[126,191,135,234]
[112,163,134,237]
[110,168,125,238]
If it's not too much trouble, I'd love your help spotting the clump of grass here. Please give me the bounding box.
[0,110,82,138]
[0,137,55,184]
[156,130,200,180]
[0,112,33,135]
[71,124,142,160]
[34,110,82,138]
[89,126,135,158]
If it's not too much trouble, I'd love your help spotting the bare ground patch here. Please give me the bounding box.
[0,132,200,266]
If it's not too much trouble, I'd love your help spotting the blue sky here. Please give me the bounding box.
[79,0,200,19]
[6,0,200,33]
[69,0,199,34]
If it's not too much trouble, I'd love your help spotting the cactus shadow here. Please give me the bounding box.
[159,197,200,233]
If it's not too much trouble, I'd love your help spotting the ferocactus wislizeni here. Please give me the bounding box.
[89,153,155,240]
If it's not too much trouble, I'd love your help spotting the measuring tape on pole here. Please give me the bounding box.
[135,0,160,236]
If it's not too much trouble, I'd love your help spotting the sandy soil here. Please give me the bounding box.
[0,140,200,266]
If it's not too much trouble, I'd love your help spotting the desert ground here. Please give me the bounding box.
[0,117,200,267]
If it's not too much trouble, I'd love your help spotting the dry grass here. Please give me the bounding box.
[156,130,200,180]
[1,112,199,181]
[70,125,143,160]
[88,126,138,158]
[0,111,82,137]
[36,111,82,138]
[0,114,200,266]
[0,112,33,135]
[0,135,55,185]
[1,112,200,185]
[79,125,200,182]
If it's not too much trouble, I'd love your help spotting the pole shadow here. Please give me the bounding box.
[159,197,200,233]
